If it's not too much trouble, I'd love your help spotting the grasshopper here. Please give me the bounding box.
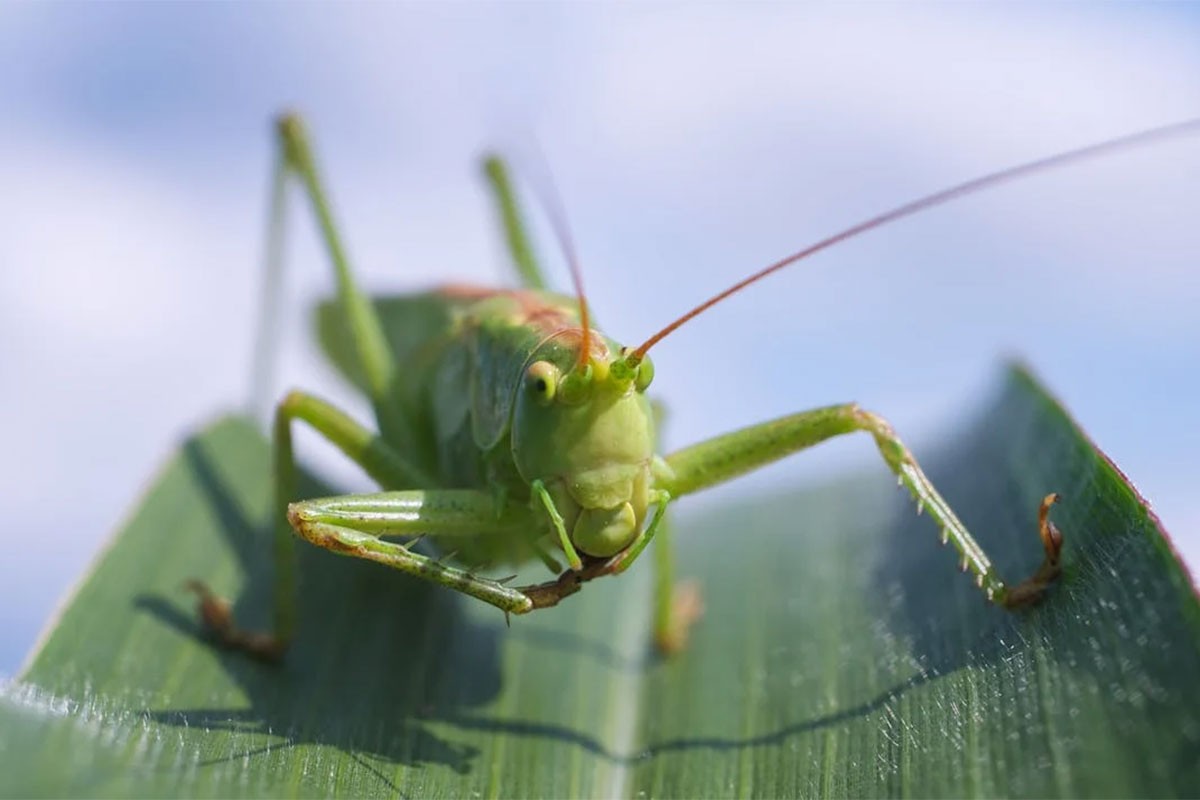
[189,114,1199,660]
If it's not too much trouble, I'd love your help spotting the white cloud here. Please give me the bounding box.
[1,4,1197,672]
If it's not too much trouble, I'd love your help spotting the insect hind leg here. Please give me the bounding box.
[261,113,413,451]
[482,155,550,291]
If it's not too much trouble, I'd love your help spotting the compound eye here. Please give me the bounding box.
[525,361,560,405]
[635,355,655,392]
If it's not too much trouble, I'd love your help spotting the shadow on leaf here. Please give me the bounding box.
[134,426,953,782]
[136,433,501,777]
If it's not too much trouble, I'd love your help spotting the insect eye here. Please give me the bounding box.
[635,355,654,392]
[525,361,559,404]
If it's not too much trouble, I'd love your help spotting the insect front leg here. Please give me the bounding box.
[189,389,434,661]
[660,403,1064,608]
[285,490,539,615]
[530,479,585,571]
[512,490,692,647]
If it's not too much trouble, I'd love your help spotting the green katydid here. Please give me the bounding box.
[188,114,1200,661]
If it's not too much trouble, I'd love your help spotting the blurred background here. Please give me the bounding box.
[1,4,1197,676]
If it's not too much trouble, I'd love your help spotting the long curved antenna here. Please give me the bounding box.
[524,151,592,369]
[629,117,1200,363]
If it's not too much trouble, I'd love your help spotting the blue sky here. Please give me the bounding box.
[1,4,1198,674]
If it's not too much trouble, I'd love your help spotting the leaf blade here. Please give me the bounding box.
[4,365,1198,797]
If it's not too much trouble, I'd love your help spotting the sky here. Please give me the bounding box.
[1,4,1198,675]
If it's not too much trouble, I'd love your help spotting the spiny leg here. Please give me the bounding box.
[661,403,1064,608]
[286,491,537,614]
[189,390,434,660]
[482,155,549,291]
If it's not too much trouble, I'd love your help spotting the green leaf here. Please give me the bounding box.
[3,365,1198,797]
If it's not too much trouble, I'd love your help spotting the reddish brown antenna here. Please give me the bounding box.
[524,153,592,370]
[628,117,1200,364]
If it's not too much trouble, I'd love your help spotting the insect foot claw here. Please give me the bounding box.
[1001,493,1065,610]
[184,579,287,662]
[519,558,613,610]
[654,580,705,656]
[1037,493,1065,562]
[184,579,234,635]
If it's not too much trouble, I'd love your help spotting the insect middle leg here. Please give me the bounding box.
[660,403,1064,608]
[613,487,704,653]
[646,400,704,653]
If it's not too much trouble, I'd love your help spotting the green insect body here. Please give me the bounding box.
[191,112,1200,661]
[327,285,660,567]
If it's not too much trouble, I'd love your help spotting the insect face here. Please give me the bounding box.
[512,334,657,557]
